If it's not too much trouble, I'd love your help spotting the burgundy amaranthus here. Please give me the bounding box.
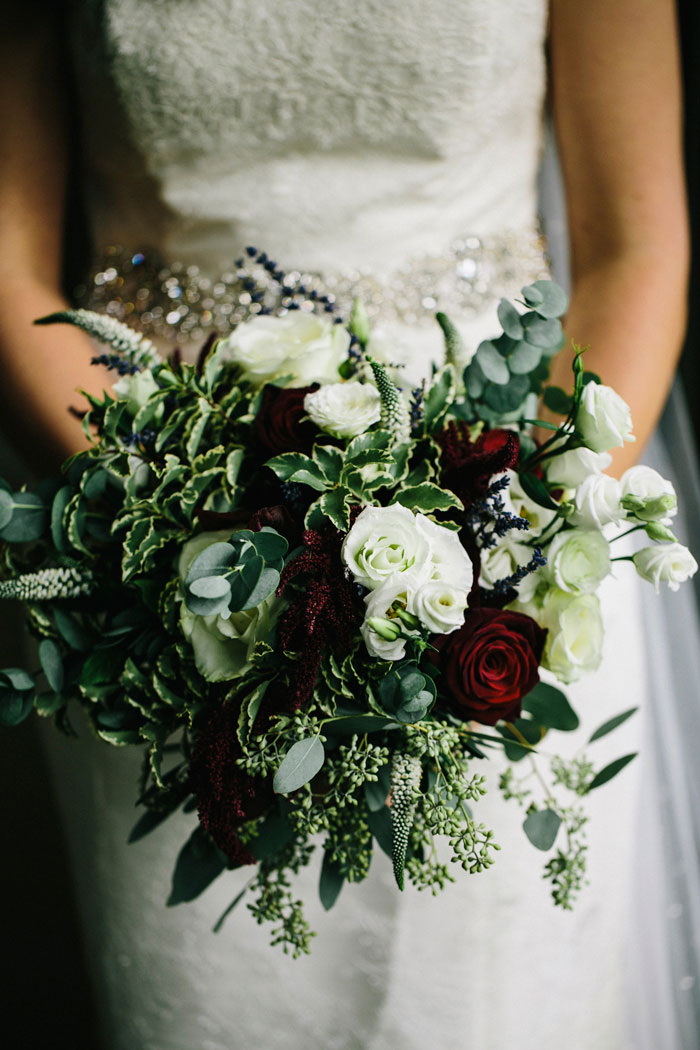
[437,422,519,508]
[276,526,363,708]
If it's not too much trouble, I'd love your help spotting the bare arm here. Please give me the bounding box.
[548,0,689,475]
[0,17,109,476]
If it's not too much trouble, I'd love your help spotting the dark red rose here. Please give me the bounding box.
[254,384,317,454]
[437,422,519,507]
[430,607,546,725]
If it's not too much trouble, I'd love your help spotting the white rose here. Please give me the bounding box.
[303,382,381,439]
[414,513,473,591]
[219,313,350,387]
[621,465,677,522]
[539,589,604,684]
[633,543,698,593]
[576,383,635,453]
[480,538,542,601]
[571,474,623,529]
[545,527,611,594]
[342,505,432,590]
[545,447,612,489]
[178,530,281,682]
[407,579,467,634]
[113,369,161,415]
[503,471,558,536]
[361,578,418,660]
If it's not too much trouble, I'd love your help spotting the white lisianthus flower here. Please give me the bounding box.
[407,580,467,635]
[633,543,698,593]
[538,589,605,684]
[621,465,678,522]
[576,383,635,453]
[219,313,350,387]
[415,513,473,591]
[113,369,161,416]
[503,471,558,536]
[361,579,418,660]
[571,474,623,529]
[545,527,611,594]
[545,447,612,489]
[342,505,432,590]
[480,538,542,602]
[303,382,381,439]
[178,531,281,682]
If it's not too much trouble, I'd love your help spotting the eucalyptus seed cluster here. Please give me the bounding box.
[543,808,589,910]
[323,804,374,883]
[323,736,390,801]
[247,842,317,957]
[551,754,596,796]
[0,565,96,602]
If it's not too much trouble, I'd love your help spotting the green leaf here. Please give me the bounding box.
[225,448,245,489]
[0,689,35,727]
[367,806,393,858]
[323,714,397,736]
[249,528,288,566]
[363,764,392,812]
[482,374,530,413]
[498,718,541,761]
[507,341,542,375]
[518,471,560,511]
[0,492,47,542]
[248,808,295,860]
[0,667,35,692]
[523,808,561,850]
[522,682,579,732]
[522,314,565,350]
[475,341,510,385]
[345,429,392,459]
[543,386,573,416]
[586,753,637,791]
[186,541,237,585]
[392,483,463,513]
[464,358,485,399]
[167,825,227,905]
[185,402,212,460]
[313,444,344,484]
[497,298,524,339]
[240,566,280,610]
[53,608,91,652]
[423,366,456,431]
[588,707,638,744]
[273,736,325,794]
[319,488,351,531]
[189,575,231,600]
[266,451,317,482]
[0,490,13,530]
[38,639,64,693]
[522,280,568,318]
[319,852,345,911]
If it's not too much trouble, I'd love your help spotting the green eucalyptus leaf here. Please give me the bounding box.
[507,341,542,375]
[319,852,345,911]
[522,682,579,732]
[0,667,35,692]
[543,386,573,416]
[189,576,232,601]
[241,566,280,610]
[0,492,47,543]
[167,825,227,905]
[273,736,325,794]
[475,341,510,385]
[522,314,564,350]
[464,358,486,399]
[523,808,561,850]
[249,527,288,565]
[0,490,14,530]
[588,707,638,744]
[522,280,568,318]
[38,638,64,693]
[586,753,637,791]
[497,298,524,339]
[186,542,237,585]
[483,375,530,413]
[0,689,35,727]
[324,714,397,736]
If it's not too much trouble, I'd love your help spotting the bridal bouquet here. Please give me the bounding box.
[1,253,696,954]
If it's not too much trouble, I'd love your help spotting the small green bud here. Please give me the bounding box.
[367,616,401,641]
[393,607,420,630]
[644,521,677,543]
[349,298,371,347]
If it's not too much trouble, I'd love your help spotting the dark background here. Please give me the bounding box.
[1,4,698,1048]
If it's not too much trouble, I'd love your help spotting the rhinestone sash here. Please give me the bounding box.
[74,231,549,344]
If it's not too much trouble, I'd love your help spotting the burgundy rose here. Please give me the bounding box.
[254,384,317,454]
[437,422,519,508]
[430,607,546,725]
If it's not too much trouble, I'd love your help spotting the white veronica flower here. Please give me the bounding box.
[219,313,349,387]
[545,527,611,595]
[571,474,623,529]
[576,383,635,453]
[545,447,612,489]
[633,543,698,592]
[303,382,381,439]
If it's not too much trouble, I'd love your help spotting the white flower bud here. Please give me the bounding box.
[303,382,381,439]
[633,543,698,593]
[620,465,677,521]
[576,383,635,453]
[361,579,418,660]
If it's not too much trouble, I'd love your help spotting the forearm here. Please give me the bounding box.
[0,277,110,475]
[546,246,688,476]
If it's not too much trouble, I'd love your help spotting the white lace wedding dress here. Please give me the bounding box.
[42,1,655,1047]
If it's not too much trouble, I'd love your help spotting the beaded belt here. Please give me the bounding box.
[74,231,549,344]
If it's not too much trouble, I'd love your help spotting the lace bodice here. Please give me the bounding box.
[68,0,549,276]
